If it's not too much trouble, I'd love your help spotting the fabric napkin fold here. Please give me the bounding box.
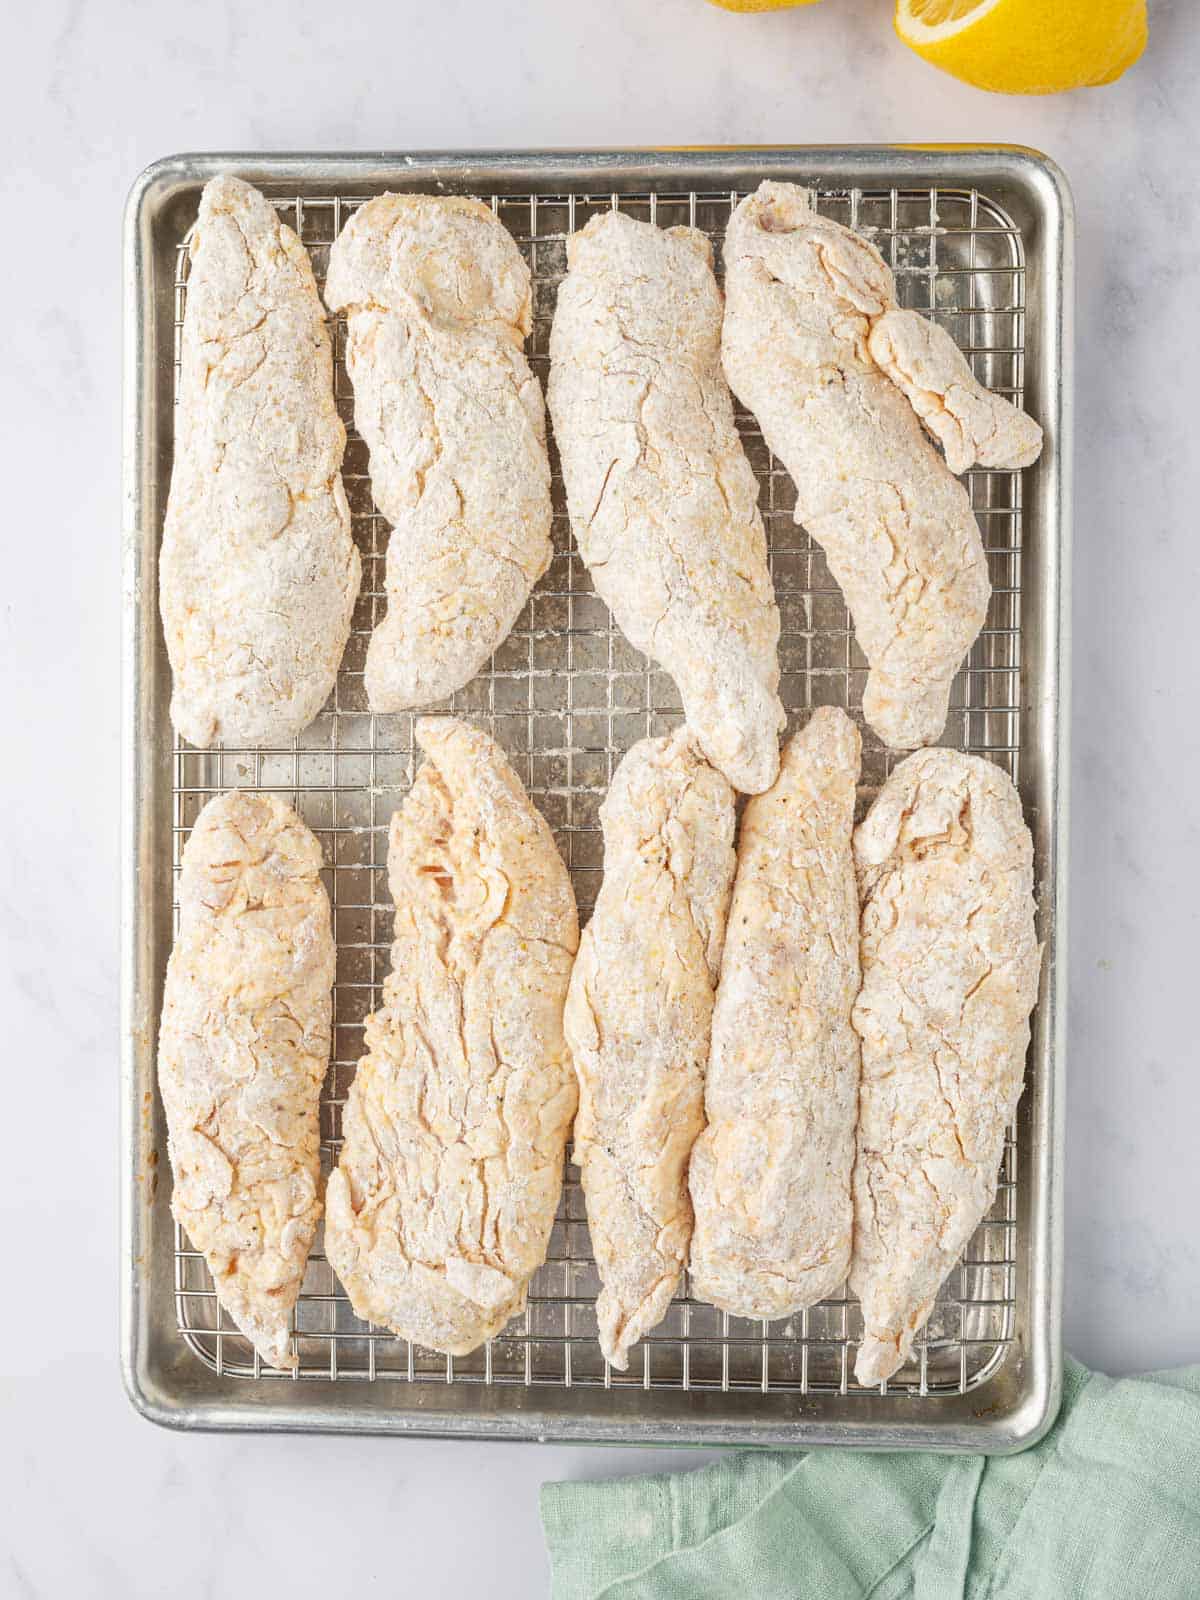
[540,1358,1200,1599]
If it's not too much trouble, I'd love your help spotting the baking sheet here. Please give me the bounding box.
[122,148,1071,1448]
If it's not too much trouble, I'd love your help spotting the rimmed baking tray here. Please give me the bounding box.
[122,147,1071,1449]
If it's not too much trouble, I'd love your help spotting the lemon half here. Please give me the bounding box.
[896,0,1147,94]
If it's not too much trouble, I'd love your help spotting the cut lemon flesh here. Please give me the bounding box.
[905,0,1002,32]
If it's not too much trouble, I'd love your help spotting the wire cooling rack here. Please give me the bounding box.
[171,183,1024,1396]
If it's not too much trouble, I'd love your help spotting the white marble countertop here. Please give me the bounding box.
[2,0,1196,1593]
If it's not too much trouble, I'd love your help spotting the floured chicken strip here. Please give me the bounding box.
[849,749,1041,1387]
[324,196,552,711]
[723,182,1040,752]
[161,175,360,748]
[325,718,579,1354]
[548,211,783,795]
[867,310,1043,475]
[565,729,736,1370]
[689,707,861,1322]
[157,792,334,1369]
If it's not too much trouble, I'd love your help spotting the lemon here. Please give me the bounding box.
[895,0,1147,94]
[706,0,820,12]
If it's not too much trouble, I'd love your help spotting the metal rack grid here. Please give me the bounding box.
[170,182,1025,1397]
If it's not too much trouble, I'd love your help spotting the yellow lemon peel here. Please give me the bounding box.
[895,0,1147,95]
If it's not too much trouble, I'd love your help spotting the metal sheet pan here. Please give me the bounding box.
[122,147,1071,1449]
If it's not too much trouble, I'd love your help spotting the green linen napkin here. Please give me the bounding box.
[541,1359,1200,1598]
